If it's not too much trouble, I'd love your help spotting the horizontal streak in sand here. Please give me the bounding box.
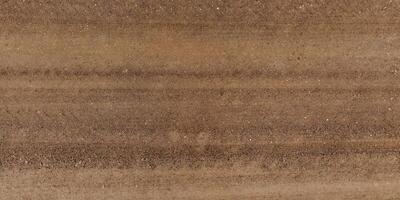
[1,139,400,169]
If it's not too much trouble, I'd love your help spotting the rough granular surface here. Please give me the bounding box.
[1,1,400,199]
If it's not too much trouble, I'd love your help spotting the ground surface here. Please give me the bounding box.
[1,0,400,199]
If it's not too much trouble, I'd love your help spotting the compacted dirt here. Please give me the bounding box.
[1,0,400,199]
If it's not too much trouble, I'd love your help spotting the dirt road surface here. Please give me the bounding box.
[1,1,400,199]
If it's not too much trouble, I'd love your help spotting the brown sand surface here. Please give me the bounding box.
[1,1,400,199]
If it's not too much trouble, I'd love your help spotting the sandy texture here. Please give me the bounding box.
[1,0,400,199]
